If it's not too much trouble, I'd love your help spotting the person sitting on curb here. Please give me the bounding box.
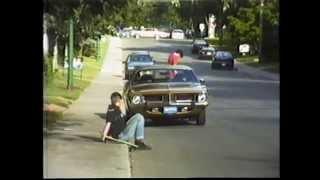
[102,92,152,150]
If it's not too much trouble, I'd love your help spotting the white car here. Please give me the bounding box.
[171,29,185,39]
[139,28,158,38]
[157,29,170,38]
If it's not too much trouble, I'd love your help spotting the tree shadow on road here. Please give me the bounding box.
[46,120,83,131]
[74,134,102,143]
[45,132,103,144]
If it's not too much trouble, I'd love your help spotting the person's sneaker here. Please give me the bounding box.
[135,140,152,150]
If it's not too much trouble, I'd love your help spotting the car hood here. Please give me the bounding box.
[128,61,154,67]
[131,83,206,94]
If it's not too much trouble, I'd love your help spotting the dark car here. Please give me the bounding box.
[198,47,215,60]
[192,39,209,54]
[123,65,208,125]
[123,51,155,80]
[211,51,235,70]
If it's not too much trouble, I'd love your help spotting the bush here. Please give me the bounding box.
[207,38,220,45]
[83,44,97,57]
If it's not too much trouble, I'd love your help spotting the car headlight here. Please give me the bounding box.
[198,93,207,103]
[132,95,144,104]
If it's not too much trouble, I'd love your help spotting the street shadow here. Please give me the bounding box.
[44,131,65,138]
[145,118,194,127]
[121,44,195,60]
[74,134,102,143]
[46,120,83,131]
[122,47,173,54]
[206,79,279,101]
[45,132,103,143]
[94,113,106,120]
[158,39,193,45]
[223,155,278,165]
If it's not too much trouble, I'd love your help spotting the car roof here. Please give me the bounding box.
[215,51,233,56]
[216,51,232,54]
[137,65,193,71]
[201,47,215,50]
[130,51,150,55]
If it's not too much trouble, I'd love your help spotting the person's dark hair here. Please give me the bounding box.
[175,49,183,58]
[110,92,122,105]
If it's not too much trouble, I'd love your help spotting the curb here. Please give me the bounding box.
[102,37,132,178]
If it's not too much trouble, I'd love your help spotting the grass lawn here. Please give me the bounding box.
[44,36,110,125]
[236,55,279,73]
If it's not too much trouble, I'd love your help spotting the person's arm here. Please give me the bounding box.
[119,99,127,116]
[102,122,111,141]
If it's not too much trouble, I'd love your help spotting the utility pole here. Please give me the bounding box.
[67,17,74,90]
[97,38,100,62]
[259,0,264,61]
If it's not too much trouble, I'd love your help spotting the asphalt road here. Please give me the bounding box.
[121,38,279,178]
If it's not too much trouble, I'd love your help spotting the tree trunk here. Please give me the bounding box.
[57,35,66,66]
[47,27,56,57]
[79,41,84,57]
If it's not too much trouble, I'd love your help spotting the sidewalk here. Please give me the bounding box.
[43,37,130,178]
[235,60,279,81]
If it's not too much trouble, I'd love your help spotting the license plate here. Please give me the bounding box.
[163,106,177,114]
[207,52,212,55]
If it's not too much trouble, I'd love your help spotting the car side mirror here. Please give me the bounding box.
[199,78,206,85]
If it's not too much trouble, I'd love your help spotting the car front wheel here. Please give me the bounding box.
[196,109,206,125]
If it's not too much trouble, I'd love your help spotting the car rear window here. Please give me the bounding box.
[132,69,198,84]
[194,40,207,45]
[173,30,183,33]
[130,55,152,62]
[216,52,233,59]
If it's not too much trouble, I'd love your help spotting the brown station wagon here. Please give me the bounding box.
[123,65,208,125]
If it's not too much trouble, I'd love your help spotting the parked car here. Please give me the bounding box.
[131,29,141,38]
[171,29,185,39]
[139,28,158,38]
[123,65,208,125]
[192,39,209,54]
[211,51,235,70]
[198,47,216,60]
[123,51,155,80]
[119,28,132,38]
[157,28,171,38]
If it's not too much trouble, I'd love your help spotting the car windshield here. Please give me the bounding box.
[216,52,233,59]
[194,40,207,45]
[129,55,152,62]
[173,30,183,33]
[132,69,198,85]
